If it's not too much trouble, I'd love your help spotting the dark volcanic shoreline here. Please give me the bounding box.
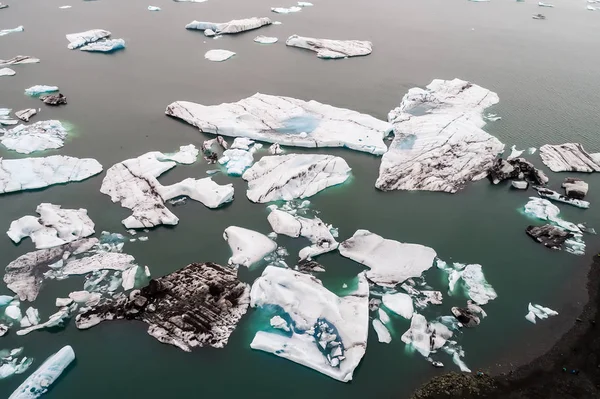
[412,253,600,399]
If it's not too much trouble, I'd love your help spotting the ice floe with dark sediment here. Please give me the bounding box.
[286,35,372,59]
[535,187,589,209]
[563,177,588,199]
[242,154,351,203]
[339,229,436,287]
[526,224,574,251]
[250,266,369,382]
[539,143,600,172]
[165,93,390,154]
[185,17,272,36]
[489,157,549,186]
[223,226,277,267]
[66,29,111,49]
[80,38,125,53]
[376,78,504,193]
[0,120,67,154]
[0,156,102,194]
[15,109,36,122]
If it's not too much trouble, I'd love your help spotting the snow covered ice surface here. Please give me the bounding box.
[7,203,95,249]
[539,143,600,172]
[382,292,414,319]
[8,345,74,399]
[525,303,558,324]
[223,226,277,267]
[0,156,103,194]
[160,177,234,208]
[254,35,278,44]
[0,120,68,154]
[165,93,390,154]
[376,78,504,193]
[185,17,272,36]
[0,68,15,77]
[80,39,126,53]
[0,26,24,37]
[242,154,351,203]
[437,261,498,305]
[204,49,235,62]
[339,229,437,287]
[286,35,373,59]
[218,138,261,176]
[250,267,369,382]
[66,29,111,49]
[24,86,58,96]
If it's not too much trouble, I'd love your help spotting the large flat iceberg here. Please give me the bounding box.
[376,78,504,193]
[66,29,111,49]
[339,229,437,287]
[286,35,372,59]
[539,143,600,172]
[242,154,351,203]
[0,120,68,154]
[185,17,272,36]
[250,266,369,382]
[166,94,390,155]
[0,156,102,194]
[80,38,125,53]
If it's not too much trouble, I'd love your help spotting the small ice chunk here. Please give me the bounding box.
[66,29,111,49]
[538,1,554,6]
[0,68,15,77]
[401,314,452,357]
[437,261,497,305]
[269,143,283,154]
[254,35,278,44]
[185,17,272,35]
[159,177,234,208]
[59,5,72,9]
[372,319,391,343]
[378,308,390,324]
[512,180,528,190]
[286,35,372,59]
[80,39,126,53]
[224,226,277,267]
[382,292,414,319]
[69,290,101,306]
[506,145,524,160]
[204,49,235,62]
[270,315,290,331]
[525,303,558,324]
[0,26,24,37]
[271,6,302,13]
[55,298,73,307]
[148,5,161,10]
[219,148,255,175]
[15,109,36,122]
[24,85,58,96]
[5,305,22,322]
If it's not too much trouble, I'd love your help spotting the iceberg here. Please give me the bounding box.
[563,177,588,199]
[401,313,452,357]
[250,266,369,382]
[512,181,528,190]
[68,290,101,306]
[185,17,272,36]
[0,349,33,380]
[271,6,302,13]
[376,78,504,193]
[15,109,36,122]
[7,203,95,249]
[165,93,390,155]
[522,197,581,233]
[339,229,436,287]
[535,187,590,209]
[382,292,414,319]
[0,156,102,194]
[525,303,558,324]
[24,85,58,96]
[40,93,67,106]
[0,56,40,67]
[372,319,391,343]
[16,305,75,336]
[0,26,24,37]
[77,262,250,350]
[0,108,17,126]
[489,157,548,186]
[223,226,277,267]
[66,29,111,49]
[254,35,278,44]
[59,5,71,9]
[0,120,67,154]
[80,39,125,53]
[506,145,524,160]
[219,147,256,176]
[270,315,290,331]
[0,67,15,77]
[242,154,351,203]
[437,261,497,305]
[148,5,161,10]
[286,35,372,59]
[159,177,234,208]
[539,143,600,172]
[538,1,554,6]
[204,49,235,62]
[100,145,203,228]
[8,345,74,399]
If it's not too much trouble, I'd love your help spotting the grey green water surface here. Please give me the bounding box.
[1,0,600,397]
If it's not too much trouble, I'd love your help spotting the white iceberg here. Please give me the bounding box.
[0,156,103,194]
[204,49,235,61]
[60,252,136,276]
[0,108,17,125]
[59,5,71,9]
[15,109,36,122]
[185,17,272,36]
[250,266,369,382]
[148,5,161,10]
[437,261,497,305]
[0,56,40,67]
[0,26,23,37]
[165,93,390,155]
[19,307,40,327]
[372,319,391,343]
[9,345,74,399]
[0,348,33,380]
[401,313,452,357]
[243,154,351,203]
[159,177,234,208]
[525,303,558,324]
[223,226,277,267]
[66,29,111,49]
[269,315,290,331]
[339,229,436,287]
[382,292,414,319]
[538,1,554,6]
[24,86,58,96]
[506,145,524,160]
[523,197,581,233]
[298,1,313,5]
[16,305,74,336]
[271,6,302,13]
[376,78,504,193]
[539,143,600,173]
[0,68,15,77]
[286,35,372,59]
[0,120,67,154]
[68,290,101,306]
[80,39,125,53]
[254,35,278,44]
[7,203,95,249]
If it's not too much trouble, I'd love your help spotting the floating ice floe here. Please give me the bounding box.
[59,5,72,9]
[0,67,15,77]
[217,143,257,174]
[0,56,40,67]
[372,319,391,343]
[254,35,278,44]
[24,85,58,96]
[250,267,369,382]
[0,3,7,9]
[376,78,504,193]
[7,203,95,249]
[40,93,67,106]
[0,348,33,380]
[506,145,524,160]
[185,17,272,36]
[0,156,103,195]
[77,262,250,350]
[270,315,290,331]
[489,157,548,186]
[339,230,436,287]
[15,109,36,122]
[512,181,528,190]
[401,313,452,357]
[223,226,277,267]
[267,208,338,260]
[20,306,41,327]
[437,261,497,305]
[286,35,372,59]
[525,303,558,324]
[0,108,17,126]
[204,49,235,62]
[243,154,351,203]
[522,197,581,233]
[526,224,574,251]
[269,143,283,154]
[484,112,501,121]
[16,304,76,336]
[563,177,588,199]
[538,1,554,6]
[539,143,600,173]
[66,29,111,49]
[166,93,390,154]
[80,39,126,53]
[298,1,313,5]
[0,26,24,37]
[8,345,74,399]
[160,177,234,208]
[271,6,302,13]
[148,5,161,10]
[401,283,443,309]
[382,292,414,319]
[535,187,590,209]
[0,120,67,154]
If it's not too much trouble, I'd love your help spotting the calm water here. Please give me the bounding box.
[1,0,600,397]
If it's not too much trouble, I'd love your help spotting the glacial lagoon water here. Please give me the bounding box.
[1,0,600,397]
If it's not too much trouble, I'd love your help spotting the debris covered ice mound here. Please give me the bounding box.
[0,120,68,154]
[166,93,390,155]
[376,78,505,193]
[250,266,369,382]
[286,35,373,59]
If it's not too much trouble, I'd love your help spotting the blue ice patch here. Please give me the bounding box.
[396,134,417,150]
[275,115,319,134]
